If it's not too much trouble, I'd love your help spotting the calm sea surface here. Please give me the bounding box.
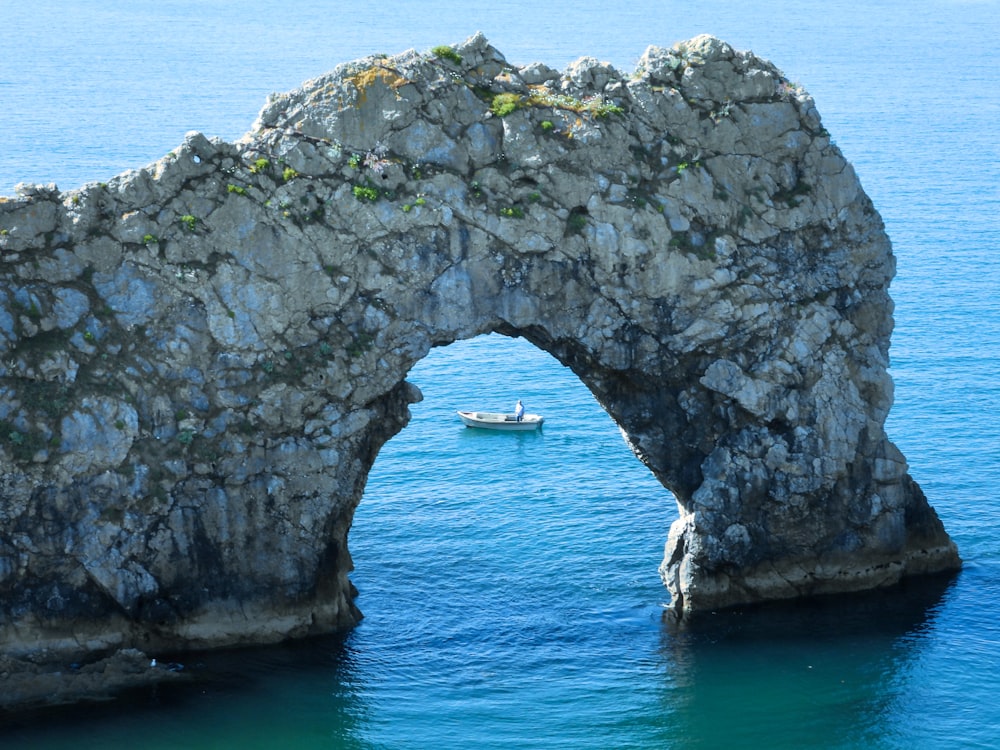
[1,1,998,747]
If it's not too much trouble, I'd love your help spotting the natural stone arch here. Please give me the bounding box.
[0,34,958,662]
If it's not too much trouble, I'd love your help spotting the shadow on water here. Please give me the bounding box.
[455,423,546,453]
[0,631,372,749]
[651,572,960,749]
[663,570,958,643]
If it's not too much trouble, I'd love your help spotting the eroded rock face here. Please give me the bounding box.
[0,34,959,661]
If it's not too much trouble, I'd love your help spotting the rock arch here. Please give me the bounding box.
[0,34,958,659]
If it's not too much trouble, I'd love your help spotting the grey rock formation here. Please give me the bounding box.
[0,33,959,669]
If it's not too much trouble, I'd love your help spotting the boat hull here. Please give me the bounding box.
[457,411,544,431]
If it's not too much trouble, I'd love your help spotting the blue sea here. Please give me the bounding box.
[1,1,998,747]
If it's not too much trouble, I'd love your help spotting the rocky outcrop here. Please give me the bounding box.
[0,648,184,710]
[0,33,959,668]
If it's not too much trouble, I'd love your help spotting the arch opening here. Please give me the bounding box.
[350,333,677,630]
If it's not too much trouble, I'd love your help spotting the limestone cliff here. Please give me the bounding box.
[0,33,959,669]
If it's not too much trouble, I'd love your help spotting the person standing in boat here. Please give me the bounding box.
[514,399,525,422]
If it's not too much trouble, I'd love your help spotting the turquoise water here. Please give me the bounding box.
[2,1,999,747]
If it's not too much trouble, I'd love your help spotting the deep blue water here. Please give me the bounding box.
[1,1,998,747]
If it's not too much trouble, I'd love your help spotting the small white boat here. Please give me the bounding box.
[457,410,544,431]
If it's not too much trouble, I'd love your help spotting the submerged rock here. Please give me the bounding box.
[0,33,959,701]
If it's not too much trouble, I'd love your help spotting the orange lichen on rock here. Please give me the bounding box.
[348,67,410,105]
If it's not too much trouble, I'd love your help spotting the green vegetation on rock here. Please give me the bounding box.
[431,45,462,65]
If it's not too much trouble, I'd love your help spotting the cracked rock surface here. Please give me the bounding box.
[0,33,959,673]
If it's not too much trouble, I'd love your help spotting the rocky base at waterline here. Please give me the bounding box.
[0,31,959,687]
[0,648,185,712]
